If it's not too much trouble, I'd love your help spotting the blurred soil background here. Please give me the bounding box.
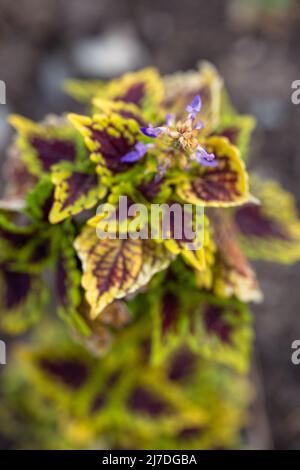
[0,0,300,449]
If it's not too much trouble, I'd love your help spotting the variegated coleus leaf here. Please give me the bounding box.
[20,333,95,394]
[3,141,37,200]
[174,215,217,285]
[23,179,72,269]
[176,136,249,207]
[55,221,129,346]
[204,210,263,303]
[9,114,87,177]
[74,225,174,318]
[163,62,223,134]
[8,320,249,451]
[187,297,253,373]
[0,211,37,262]
[213,113,256,162]
[148,274,253,373]
[92,98,147,127]
[66,68,164,121]
[49,162,107,224]
[89,195,205,272]
[101,68,164,112]
[234,175,300,263]
[64,79,106,103]
[54,223,86,335]
[215,87,257,162]
[148,201,206,272]
[25,177,55,222]
[137,175,172,204]
[0,263,48,334]
[180,215,216,273]
[87,194,149,241]
[0,208,58,271]
[69,111,144,176]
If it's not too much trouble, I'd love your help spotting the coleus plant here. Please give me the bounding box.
[1,62,300,448]
[0,318,249,450]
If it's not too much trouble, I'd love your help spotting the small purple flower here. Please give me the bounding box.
[186,95,202,120]
[121,142,152,163]
[195,120,204,130]
[195,146,218,167]
[154,163,168,182]
[166,113,175,126]
[140,123,163,138]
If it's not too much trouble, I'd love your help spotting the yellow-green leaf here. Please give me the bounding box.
[235,175,300,263]
[74,226,173,318]
[176,137,249,207]
[49,164,106,224]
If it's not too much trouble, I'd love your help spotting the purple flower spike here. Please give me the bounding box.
[121,142,151,163]
[195,146,218,167]
[140,123,163,138]
[186,94,202,120]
